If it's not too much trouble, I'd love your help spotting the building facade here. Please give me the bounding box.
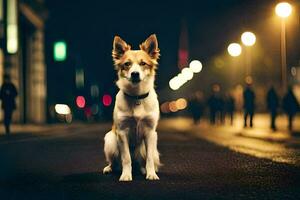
[0,0,47,123]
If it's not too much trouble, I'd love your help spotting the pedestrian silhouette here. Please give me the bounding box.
[217,94,225,124]
[0,75,18,135]
[266,86,279,131]
[208,84,223,125]
[224,93,235,125]
[243,84,255,128]
[188,91,204,124]
[282,87,299,131]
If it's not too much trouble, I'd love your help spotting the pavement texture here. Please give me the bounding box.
[0,115,300,199]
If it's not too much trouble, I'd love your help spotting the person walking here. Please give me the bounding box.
[0,75,18,135]
[243,84,255,128]
[266,87,279,131]
[282,87,299,131]
[208,84,221,125]
[188,91,205,124]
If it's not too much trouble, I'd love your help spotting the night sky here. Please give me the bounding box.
[45,0,300,105]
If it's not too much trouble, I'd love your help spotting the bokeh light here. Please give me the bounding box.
[76,96,86,108]
[176,98,187,110]
[241,32,256,46]
[169,77,180,90]
[181,67,194,80]
[55,104,71,115]
[177,73,188,85]
[227,43,242,57]
[102,94,112,106]
[160,102,170,113]
[275,2,292,18]
[169,101,178,112]
[189,60,202,73]
[54,41,67,61]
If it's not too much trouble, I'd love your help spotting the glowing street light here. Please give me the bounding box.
[177,73,188,84]
[241,32,256,46]
[275,2,292,91]
[181,67,193,80]
[189,60,202,73]
[169,77,181,90]
[227,43,242,57]
[275,2,292,18]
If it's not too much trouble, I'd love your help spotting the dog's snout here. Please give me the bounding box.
[131,72,140,79]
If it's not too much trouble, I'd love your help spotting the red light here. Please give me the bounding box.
[102,94,112,107]
[76,96,86,108]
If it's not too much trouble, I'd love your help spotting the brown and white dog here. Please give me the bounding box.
[103,34,161,181]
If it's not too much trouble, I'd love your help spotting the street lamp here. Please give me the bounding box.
[275,2,292,91]
[241,31,256,80]
[241,32,256,47]
[181,67,194,80]
[275,2,292,18]
[189,60,202,73]
[227,43,242,57]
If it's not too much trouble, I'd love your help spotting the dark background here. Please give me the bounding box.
[44,0,300,112]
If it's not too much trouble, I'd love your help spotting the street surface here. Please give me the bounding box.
[0,114,300,199]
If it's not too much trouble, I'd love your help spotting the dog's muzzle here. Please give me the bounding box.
[130,72,141,84]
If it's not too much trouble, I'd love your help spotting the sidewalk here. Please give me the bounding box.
[158,113,300,166]
[159,113,300,141]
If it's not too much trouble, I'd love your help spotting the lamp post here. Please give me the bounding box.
[241,31,256,81]
[275,2,292,91]
[228,43,242,85]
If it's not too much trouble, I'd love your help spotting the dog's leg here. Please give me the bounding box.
[103,130,118,174]
[118,132,132,181]
[135,141,146,175]
[145,131,159,180]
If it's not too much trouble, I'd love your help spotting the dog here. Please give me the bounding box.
[103,34,161,181]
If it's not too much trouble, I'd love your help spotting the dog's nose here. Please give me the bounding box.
[131,72,140,80]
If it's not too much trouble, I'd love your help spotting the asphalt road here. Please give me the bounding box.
[0,121,300,200]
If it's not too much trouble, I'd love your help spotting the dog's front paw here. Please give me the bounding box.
[146,172,159,180]
[103,165,112,174]
[119,172,132,181]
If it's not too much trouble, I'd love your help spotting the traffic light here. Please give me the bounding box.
[102,94,112,107]
[76,96,86,108]
[54,41,67,61]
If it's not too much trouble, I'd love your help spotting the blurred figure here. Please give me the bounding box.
[224,93,235,125]
[282,87,299,131]
[217,94,225,124]
[0,75,18,135]
[266,86,279,131]
[188,91,205,124]
[208,84,223,125]
[208,93,217,125]
[243,84,255,128]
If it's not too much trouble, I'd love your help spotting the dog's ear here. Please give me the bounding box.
[112,36,131,61]
[140,34,160,60]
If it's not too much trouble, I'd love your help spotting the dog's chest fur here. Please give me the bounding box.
[114,90,159,141]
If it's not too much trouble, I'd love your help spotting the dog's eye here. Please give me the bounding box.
[140,61,146,66]
[124,62,131,67]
